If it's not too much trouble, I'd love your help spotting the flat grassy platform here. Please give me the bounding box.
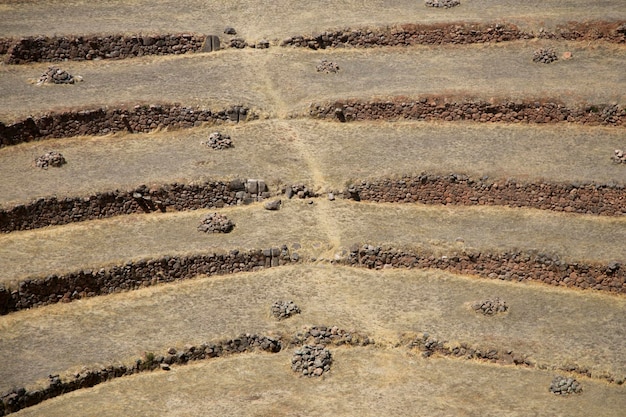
[11,350,626,417]
[1,120,624,207]
[1,264,624,395]
[1,200,625,284]
[1,0,625,38]
[1,42,625,122]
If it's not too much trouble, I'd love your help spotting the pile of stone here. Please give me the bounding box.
[612,149,625,164]
[203,132,233,150]
[271,300,301,320]
[35,151,66,169]
[425,0,460,8]
[36,66,80,85]
[197,213,234,233]
[291,325,373,346]
[533,47,558,63]
[230,38,248,49]
[549,376,583,395]
[291,345,332,377]
[285,184,316,199]
[316,59,340,73]
[471,297,508,315]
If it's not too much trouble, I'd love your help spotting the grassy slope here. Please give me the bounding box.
[1,0,625,38]
[12,350,626,417]
[1,200,625,284]
[1,264,624,394]
[2,42,625,122]
[1,120,625,207]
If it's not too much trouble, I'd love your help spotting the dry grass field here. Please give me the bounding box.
[2,120,625,207]
[1,0,625,415]
[2,200,625,284]
[1,42,625,121]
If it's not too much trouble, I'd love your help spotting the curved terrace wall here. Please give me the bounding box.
[0,104,251,147]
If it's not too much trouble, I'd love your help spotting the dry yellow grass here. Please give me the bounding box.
[1,200,625,285]
[2,41,625,121]
[12,350,626,416]
[1,119,624,207]
[1,0,625,39]
[1,264,624,395]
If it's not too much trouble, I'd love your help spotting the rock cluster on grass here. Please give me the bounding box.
[229,38,248,49]
[197,213,234,233]
[291,325,373,346]
[35,151,66,169]
[291,345,332,377]
[36,66,81,85]
[284,184,316,199]
[316,59,340,73]
[224,27,237,35]
[549,376,583,395]
[533,47,558,63]
[612,149,625,164]
[271,300,301,320]
[203,132,233,150]
[425,0,460,8]
[471,297,508,315]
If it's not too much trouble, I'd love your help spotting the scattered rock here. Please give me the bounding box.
[230,38,248,49]
[160,363,170,371]
[316,59,340,73]
[202,132,233,150]
[36,66,81,85]
[611,149,625,164]
[224,27,237,35]
[471,297,508,315]
[549,375,583,395]
[328,192,335,201]
[291,325,373,347]
[533,47,558,64]
[284,184,316,199]
[35,151,66,169]
[271,300,301,320]
[264,200,281,210]
[425,0,460,8]
[197,213,235,233]
[291,345,332,377]
[561,51,573,60]
[256,40,270,49]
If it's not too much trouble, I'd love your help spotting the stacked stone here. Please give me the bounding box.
[36,66,80,85]
[291,345,332,377]
[281,23,526,49]
[284,184,316,199]
[197,213,234,233]
[310,98,626,126]
[271,300,301,319]
[549,376,583,395]
[425,0,460,8]
[35,151,66,169]
[0,104,252,147]
[612,149,625,164]
[346,245,626,294]
[471,298,508,315]
[0,333,281,415]
[342,173,626,215]
[291,325,373,346]
[5,34,206,64]
[533,47,558,63]
[203,132,233,150]
[316,59,340,73]
[229,38,247,49]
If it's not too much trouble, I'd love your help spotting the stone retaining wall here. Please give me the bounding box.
[311,97,626,126]
[344,245,625,294]
[0,245,295,315]
[280,21,626,48]
[3,33,207,64]
[0,333,281,416]
[0,104,251,147]
[344,174,626,216]
[0,178,272,233]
